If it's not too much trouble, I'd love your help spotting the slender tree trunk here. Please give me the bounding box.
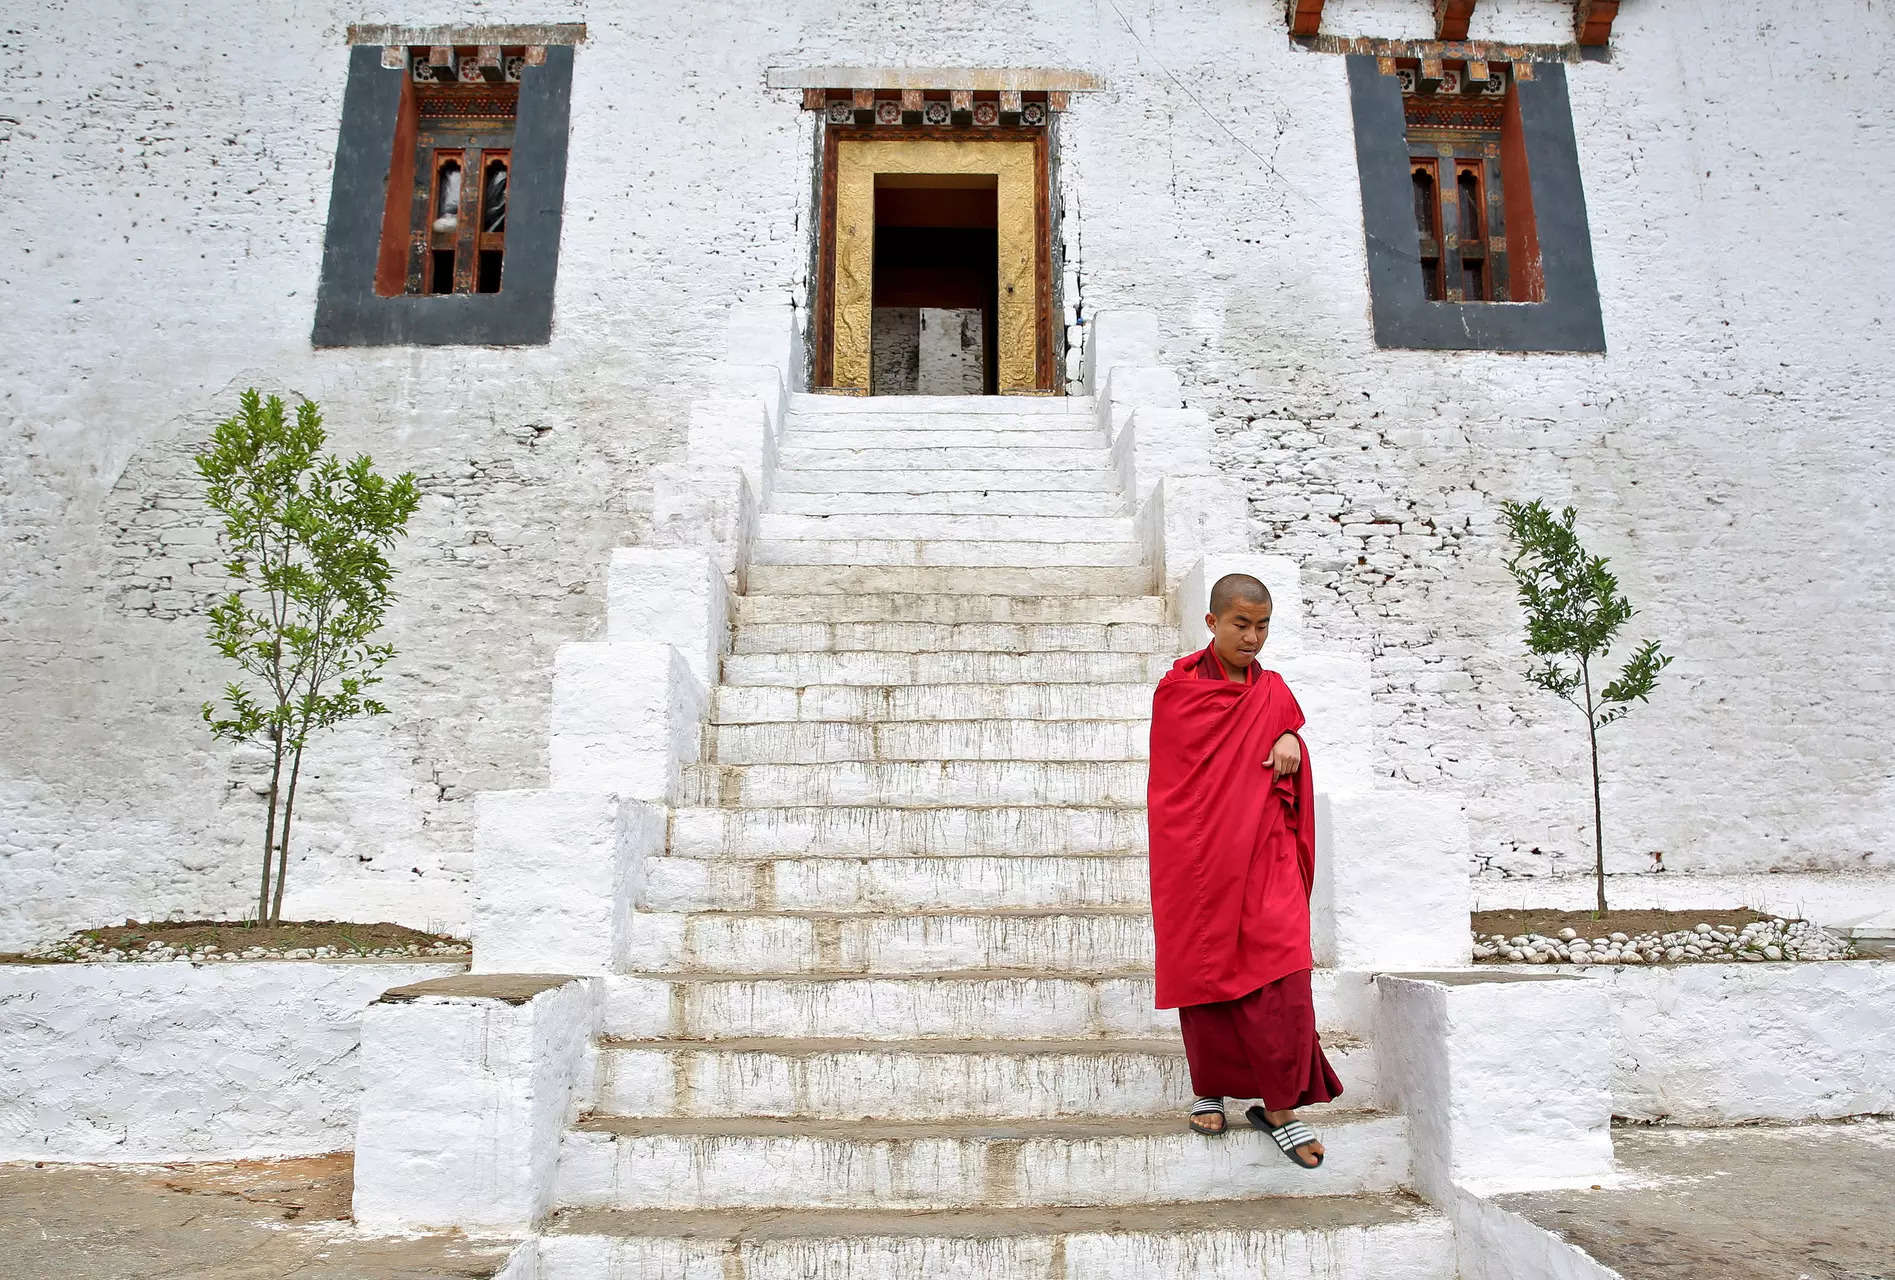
[258,723,285,922]
[271,734,307,925]
[1582,661,1606,915]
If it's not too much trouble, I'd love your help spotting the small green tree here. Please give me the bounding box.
[1499,499,1672,914]
[198,390,420,924]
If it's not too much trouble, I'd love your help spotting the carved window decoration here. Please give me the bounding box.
[376,45,526,298]
[1399,60,1527,303]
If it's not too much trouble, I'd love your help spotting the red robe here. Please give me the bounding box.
[1148,646,1341,1110]
[1147,645,1316,1009]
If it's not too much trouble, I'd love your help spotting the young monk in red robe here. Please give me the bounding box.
[1147,572,1341,1169]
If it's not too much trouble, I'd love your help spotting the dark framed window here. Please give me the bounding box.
[314,42,574,347]
[1348,54,1603,352]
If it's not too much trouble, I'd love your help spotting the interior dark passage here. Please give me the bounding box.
[871,174,998,395]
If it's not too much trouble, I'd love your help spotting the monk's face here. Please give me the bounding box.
[1206,597,1272,671]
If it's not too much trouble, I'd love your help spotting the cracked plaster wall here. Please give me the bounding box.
[1,0,1890,948]
[0,961,462,1160]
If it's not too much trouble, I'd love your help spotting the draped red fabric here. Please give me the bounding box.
[1146,645,1316,1010]
[1177,970,1343,1109]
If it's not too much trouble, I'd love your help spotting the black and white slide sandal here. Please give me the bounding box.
[1188,1096,1228,1137]
[1245,1105,1323,1167]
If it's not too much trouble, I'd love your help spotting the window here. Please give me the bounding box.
[1346,53,1604,353]
[376,47,521,298]
[1396,61,1531,304]
[313,33,580,348]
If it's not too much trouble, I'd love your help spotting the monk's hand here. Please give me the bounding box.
[1268,732,1301,777]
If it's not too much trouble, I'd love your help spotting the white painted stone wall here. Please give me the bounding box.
[1600,961,1895,1124]
[3,0,1891,945]
[0,960,461,1160]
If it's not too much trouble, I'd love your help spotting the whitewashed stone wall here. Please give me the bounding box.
[1601,961,1895,1124]
[0,961,460,1160]
[2,0,1890,945]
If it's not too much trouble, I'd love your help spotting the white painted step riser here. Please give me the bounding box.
[598,1041,1379,1120]
[758,514,1134,542]
[768,490,1129,516]
[641,855,1151,913]
[538,1219,1457,1280]
[752,539,1146,569]
[714,683,1153,724]
[773,471,1119,494]
[670,806,1148,858]
[603,973,1360,1042]
[779,447,1111,471]
[682,761,1148,808]
[625,911,1155,976]
[780,428,1107,448]
[789,394,1095,417]
[734,595,1164,625]
[554,1116,1410,1210]
[730,622,1168,656]
[709,720,1149,765]
[610,975,1173,1041]
[722,651,1162,687]
[747,565,1153,595]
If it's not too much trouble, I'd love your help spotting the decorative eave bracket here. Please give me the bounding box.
[1285,1,1619,48]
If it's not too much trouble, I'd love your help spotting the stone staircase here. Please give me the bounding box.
[532,395,1459,1278]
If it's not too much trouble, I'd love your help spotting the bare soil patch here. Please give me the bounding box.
[1,919,467,963]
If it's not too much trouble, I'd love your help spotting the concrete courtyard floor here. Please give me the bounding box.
[1497,1117,1895,1280]
[4,1122,1891,1277]
[0,1153,518,1278]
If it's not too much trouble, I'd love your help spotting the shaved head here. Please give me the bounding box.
[1208,573,1271,617]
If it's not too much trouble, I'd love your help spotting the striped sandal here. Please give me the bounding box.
[1245,1106,1323,1168]
[1187,1096,1228,1137]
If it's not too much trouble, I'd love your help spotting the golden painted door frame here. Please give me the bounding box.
[814,127,1055,394]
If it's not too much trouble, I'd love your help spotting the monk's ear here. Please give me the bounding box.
[1203,611,1217,634]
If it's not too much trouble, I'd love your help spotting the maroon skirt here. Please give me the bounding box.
[1176,967,1343,1110]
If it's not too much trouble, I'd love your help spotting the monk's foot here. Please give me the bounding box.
[1188,1097,1227,1136]
[1248,1106,1324,1167]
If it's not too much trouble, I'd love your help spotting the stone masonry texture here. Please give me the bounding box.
[1,0,1890,947]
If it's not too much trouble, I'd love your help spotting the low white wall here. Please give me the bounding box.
[1601,961,1895,1124]
[0,960,462,1161]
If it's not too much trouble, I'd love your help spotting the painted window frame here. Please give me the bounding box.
[312,44,573,347]
[1347,55,1605,353]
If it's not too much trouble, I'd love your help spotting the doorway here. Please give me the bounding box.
[871,174,997,395]
[815,133,1055,395]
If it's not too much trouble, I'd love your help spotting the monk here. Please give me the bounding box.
[1146,572,1341,1169]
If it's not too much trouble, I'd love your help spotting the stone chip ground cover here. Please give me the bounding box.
[1472,908,1855,965]
[3,919,470,964]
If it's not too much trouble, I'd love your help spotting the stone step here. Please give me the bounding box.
[707,719,1149,764]
[773,469,1119,494]
[731,594,1166,626]
[780,446,1113,472]
[669,805,1148,858]
[600,971,1367,1043]
[595,1034,1377,1120]
[540,1196,1455,1280]
[640,853,1150,912]
[604,972,1166,1041]
[554,1112,1409,1211]
[789,393,1096,417]
[751,538,1146,568]
[713,682,1154,724]
[720,650,1162,687]
[768,488,1129,516]
[746,564,1153,595]
[758,513,1134,543]
[779,427,1107,449]
[679,760,1148,808]
[623,908,1156,975]
[729,621,1169,656]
